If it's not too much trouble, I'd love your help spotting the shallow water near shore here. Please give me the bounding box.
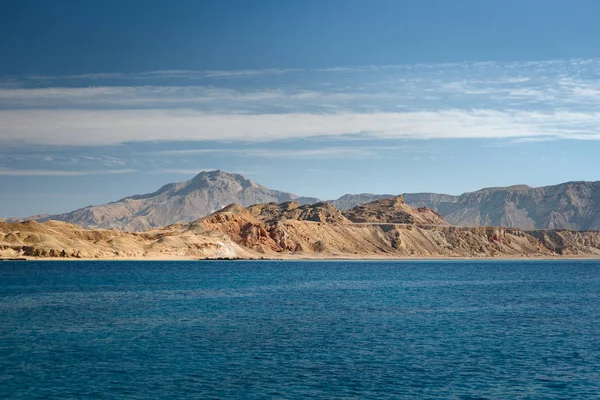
[2,260,600,399]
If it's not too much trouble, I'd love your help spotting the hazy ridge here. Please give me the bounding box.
[9,171,600,232]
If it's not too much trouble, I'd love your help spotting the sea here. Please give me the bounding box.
[1,260,600,399]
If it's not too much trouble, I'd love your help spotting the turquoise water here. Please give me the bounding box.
[1,260,600,399]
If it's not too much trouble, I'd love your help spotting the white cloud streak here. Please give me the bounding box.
[2,109,600,146]
[157,145,430,159]
[23,68,303,81]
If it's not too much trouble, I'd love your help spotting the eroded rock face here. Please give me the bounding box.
[191,202,600,258]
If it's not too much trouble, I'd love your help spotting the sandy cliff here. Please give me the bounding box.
[198,202,600,258]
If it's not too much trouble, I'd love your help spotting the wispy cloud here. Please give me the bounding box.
[3,59,600,111]
[2,58,600,147]
[156,146,417,159]
[13,58,598,82]
[0,86,387,112]
[0,168,136,176]
[22,68,303,82]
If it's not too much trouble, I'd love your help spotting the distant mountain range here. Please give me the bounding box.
[12,170,600,231]
[331,182,600,230]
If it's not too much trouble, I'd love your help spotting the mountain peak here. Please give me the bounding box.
[392,194,405,205]
[190,170,262,190]
[193,169,231,178]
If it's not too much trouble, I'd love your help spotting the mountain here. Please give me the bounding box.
[329,181,600,230]
[3,200,600,260]
[439,182,600,230]
[34,170,320,231]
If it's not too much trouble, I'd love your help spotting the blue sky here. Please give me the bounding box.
[1,0,600,217]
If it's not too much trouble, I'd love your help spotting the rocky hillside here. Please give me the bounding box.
[331,181,600,230]
[32,170,319,231]
[203,205,600,257]
[3,201,600,259]
[342,195,448,225]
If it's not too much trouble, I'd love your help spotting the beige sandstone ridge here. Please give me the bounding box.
[2,197,600,260]
[0,220,254,259]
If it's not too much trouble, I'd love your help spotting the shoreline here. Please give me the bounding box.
[4,255,600,262]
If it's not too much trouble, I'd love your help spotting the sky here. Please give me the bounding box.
[1,0,600,217]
